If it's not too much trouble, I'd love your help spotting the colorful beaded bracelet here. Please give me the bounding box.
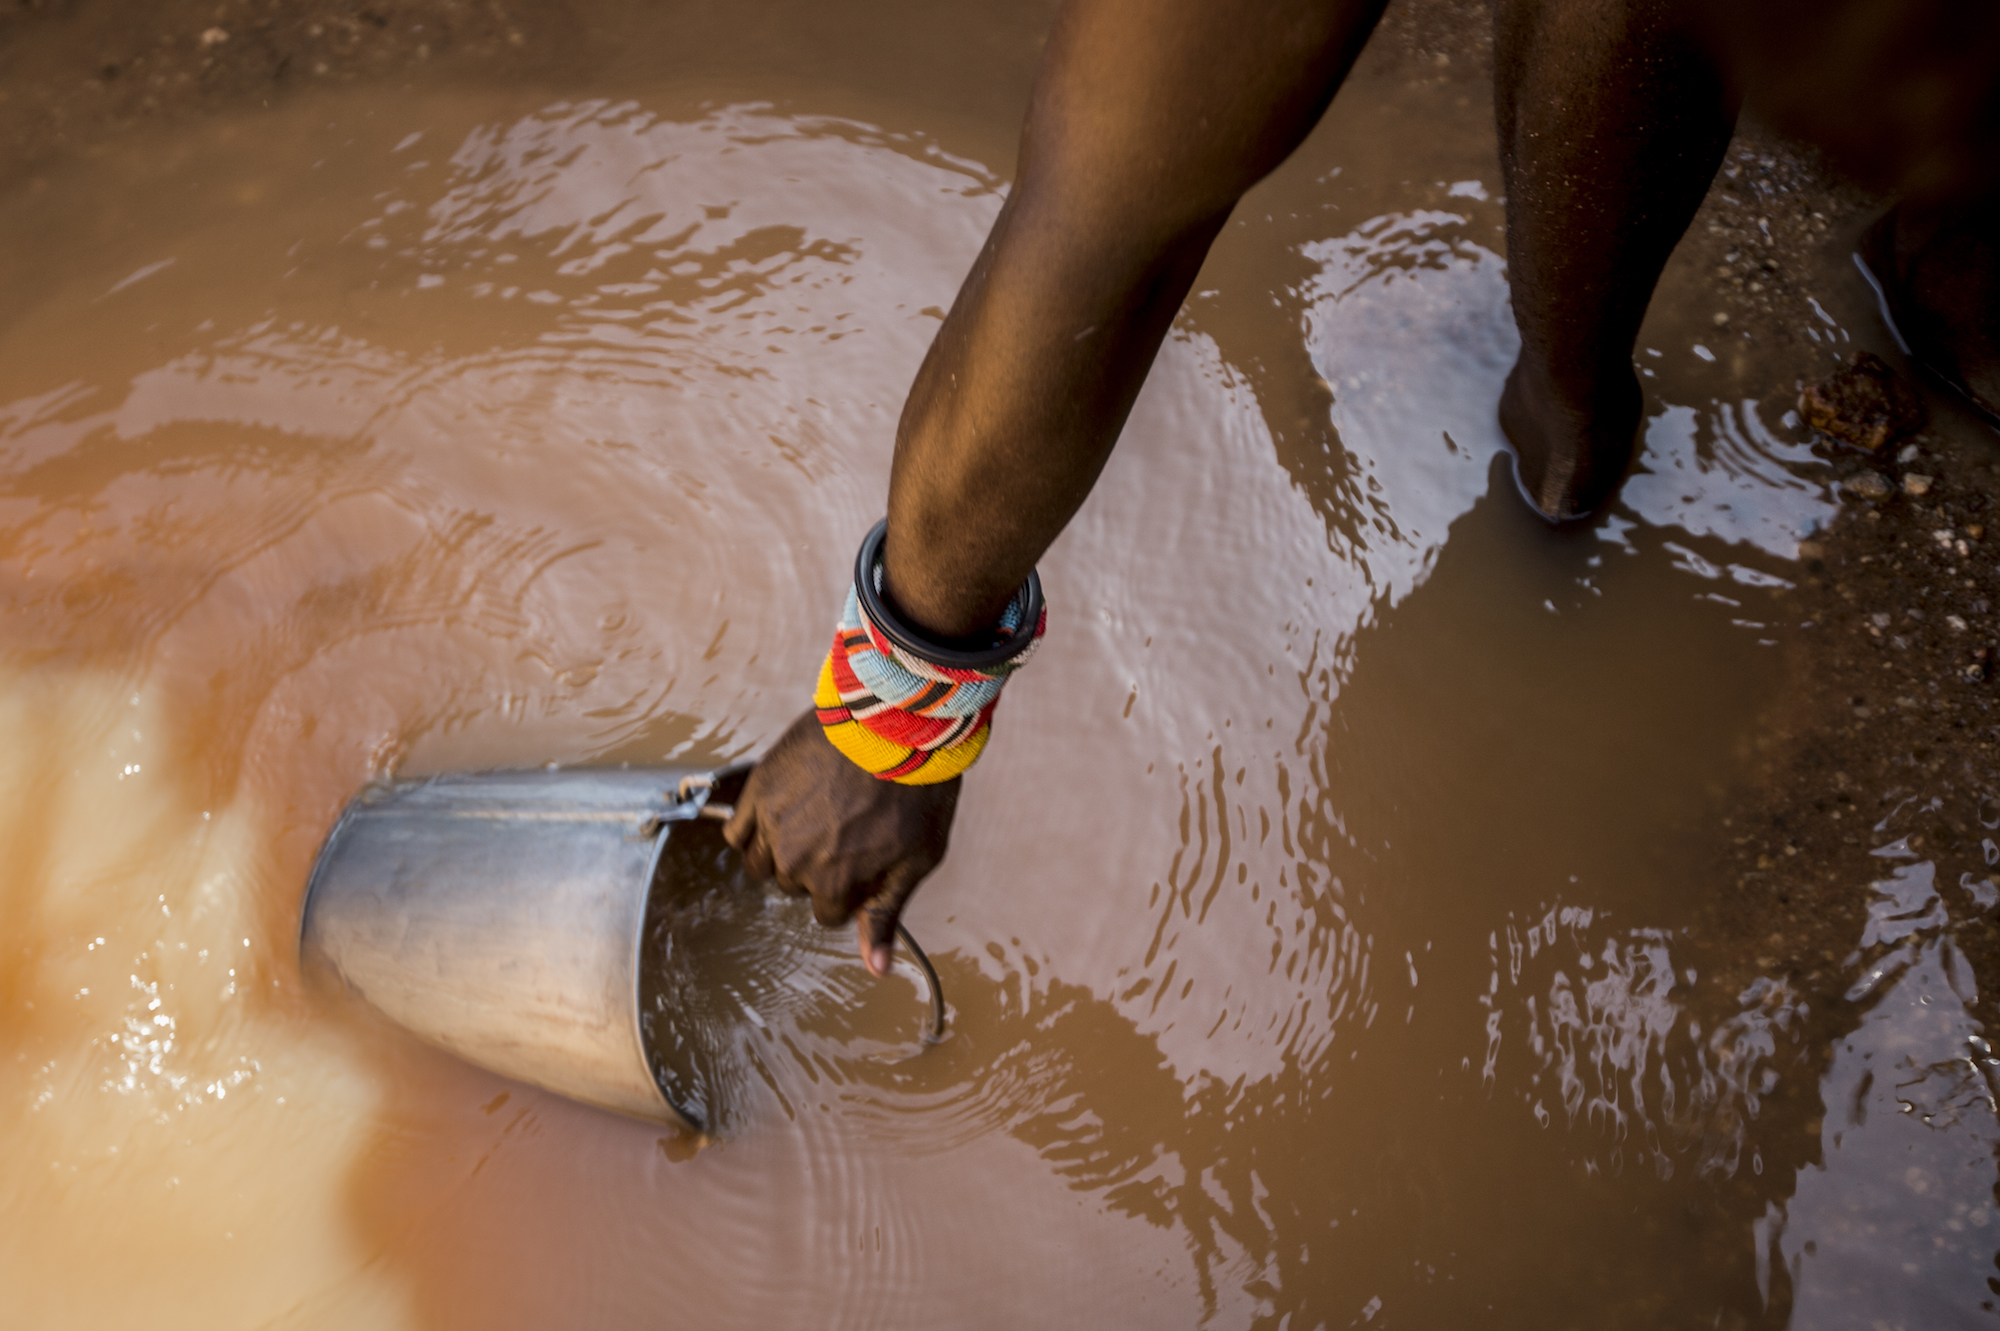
[814,520,1045,784]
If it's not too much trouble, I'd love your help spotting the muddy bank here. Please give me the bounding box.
[1705,403,2000,1002]
[1646,114,2000,1015]
[0,0,579,186]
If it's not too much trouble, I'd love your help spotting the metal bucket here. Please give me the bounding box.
[298,764,945,1132]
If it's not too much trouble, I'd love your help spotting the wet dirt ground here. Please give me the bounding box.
[5,1,2000,1328]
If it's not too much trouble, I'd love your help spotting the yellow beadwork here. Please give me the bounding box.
[815,652,991,785]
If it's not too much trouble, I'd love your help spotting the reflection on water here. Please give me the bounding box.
[1624,398,1835,559]
[1779,847,2000,1323]
[1481,904,1810,1181]
[2,10,1997,1327]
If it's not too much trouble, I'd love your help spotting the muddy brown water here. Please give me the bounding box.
[3,4,1996,1327]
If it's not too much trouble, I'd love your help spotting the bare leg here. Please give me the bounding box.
[1493,0,1738,520]
[1859,186,2000,424]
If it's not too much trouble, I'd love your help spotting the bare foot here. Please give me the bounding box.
[1497,361,1643,522]
[1856,204,2000,428]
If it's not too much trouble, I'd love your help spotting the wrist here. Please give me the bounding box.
[854,521,1043,671]
[814,519,1046,785]
[877,552,1022,645]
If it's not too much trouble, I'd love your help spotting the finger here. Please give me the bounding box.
[809,881,853,928]
[857,859,928,978]
[722,793,756,854]
[772,857,810,899]
[740,823,778,883]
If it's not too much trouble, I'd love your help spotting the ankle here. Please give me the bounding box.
[1499,360,1642,521]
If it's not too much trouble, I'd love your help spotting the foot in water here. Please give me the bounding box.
[1496,360,1643,524]
[1855,199,2000,429]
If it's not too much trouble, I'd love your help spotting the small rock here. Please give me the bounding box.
[1965,660,1990,683]
[1898,443,1923,463]
[1970,524,1985,540]
[1870,612,1892,628]
[1842,471,1893,502]
[1799,350,1928,452]
[199,26,229,46]
[1713,312,1731,327]
[1905,473,1935,497]
[1948,615,1969,632]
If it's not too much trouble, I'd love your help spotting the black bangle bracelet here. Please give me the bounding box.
[853,519,1043,671]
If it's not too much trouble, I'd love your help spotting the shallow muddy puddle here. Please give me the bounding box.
[3,5,1995,1327]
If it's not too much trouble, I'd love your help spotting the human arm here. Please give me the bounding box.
[726,0,1387,973]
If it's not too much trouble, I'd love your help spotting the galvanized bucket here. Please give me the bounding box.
[297,764,942,1133]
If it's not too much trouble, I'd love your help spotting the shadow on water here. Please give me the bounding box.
[948,475,1846,1327]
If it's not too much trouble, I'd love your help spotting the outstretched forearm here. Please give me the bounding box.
[730,0,1386,970]
[882,0,1387,639]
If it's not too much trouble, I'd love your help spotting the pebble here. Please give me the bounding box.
[1904,473,1935,497]
[1800,351,1928,452]
[1843,472,1893,502]
[199,27,229,46]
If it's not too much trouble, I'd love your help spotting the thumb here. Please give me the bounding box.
[857,859,927,978]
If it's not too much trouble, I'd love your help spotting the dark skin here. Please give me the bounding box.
[1498,0,2000,515]
[729,0,2000,974]
[1860,189,2000,424]
[1493,0,1737,520]
[727,0,1391,974]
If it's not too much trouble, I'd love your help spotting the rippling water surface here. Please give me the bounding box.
[2,9,1991,1328]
